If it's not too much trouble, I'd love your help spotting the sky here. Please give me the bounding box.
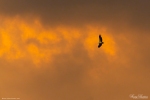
[0,0,150,100]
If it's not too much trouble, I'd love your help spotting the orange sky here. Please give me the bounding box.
[0,1,150,100]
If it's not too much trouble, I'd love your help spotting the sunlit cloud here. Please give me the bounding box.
[0,1,150,100]
[0,16,118,66]
[84,26,117,59]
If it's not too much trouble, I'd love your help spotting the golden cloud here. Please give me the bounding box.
[0,16,117,66]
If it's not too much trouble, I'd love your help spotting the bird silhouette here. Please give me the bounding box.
[98,35,104,48]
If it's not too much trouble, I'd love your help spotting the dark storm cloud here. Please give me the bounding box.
[0,0,150,30]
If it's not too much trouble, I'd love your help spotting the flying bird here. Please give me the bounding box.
[98,35,104,48]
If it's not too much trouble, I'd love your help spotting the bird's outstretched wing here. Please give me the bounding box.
[99,35,102,42]
[98,43,102,48]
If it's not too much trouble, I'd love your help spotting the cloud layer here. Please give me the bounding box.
[0,0,150,100]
